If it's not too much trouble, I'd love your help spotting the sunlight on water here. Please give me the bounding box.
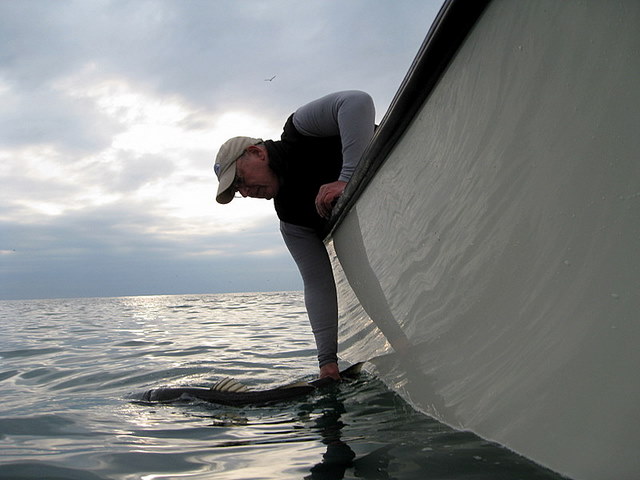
[0,293,565,479]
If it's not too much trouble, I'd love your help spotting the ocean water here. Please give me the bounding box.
[0,292,566,480]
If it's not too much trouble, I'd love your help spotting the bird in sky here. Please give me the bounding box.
[264,75,276,82]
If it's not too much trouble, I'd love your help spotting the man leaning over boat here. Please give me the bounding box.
[214,90,375,380]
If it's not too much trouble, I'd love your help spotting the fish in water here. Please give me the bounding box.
[140,362,364,406]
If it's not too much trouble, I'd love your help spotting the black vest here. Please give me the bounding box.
[265,115,343,234]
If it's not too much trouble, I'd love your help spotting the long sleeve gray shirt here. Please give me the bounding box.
[292,90,375,182]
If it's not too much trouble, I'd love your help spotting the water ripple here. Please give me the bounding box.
[0,347,64,359]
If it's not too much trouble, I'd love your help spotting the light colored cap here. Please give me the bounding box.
[214,136,263,204]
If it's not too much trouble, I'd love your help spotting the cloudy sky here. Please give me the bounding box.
[0,0,443,300]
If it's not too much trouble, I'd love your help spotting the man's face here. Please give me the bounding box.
[234,147,280,200]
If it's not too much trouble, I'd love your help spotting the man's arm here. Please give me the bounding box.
[293,91,375,217]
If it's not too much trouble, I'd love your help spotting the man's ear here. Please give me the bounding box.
[246,144,267,160]
[245,144,261,155]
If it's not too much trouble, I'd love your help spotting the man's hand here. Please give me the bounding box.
[315,180,347,219]
[319,362,341,380]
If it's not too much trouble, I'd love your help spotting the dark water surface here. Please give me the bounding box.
[0,293,566,479]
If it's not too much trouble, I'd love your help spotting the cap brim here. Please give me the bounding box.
[215,162,236,204]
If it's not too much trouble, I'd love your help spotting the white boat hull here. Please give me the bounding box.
[329,1,640,479]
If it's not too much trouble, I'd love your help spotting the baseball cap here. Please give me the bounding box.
[214,136,263,204]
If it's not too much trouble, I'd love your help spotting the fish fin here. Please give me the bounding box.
[211,377,250,392]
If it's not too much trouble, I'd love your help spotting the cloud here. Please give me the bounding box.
[0,0,443,299]
[1,199,292,300]
[0,82,121,152]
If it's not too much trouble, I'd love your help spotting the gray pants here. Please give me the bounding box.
[280,221,338,367]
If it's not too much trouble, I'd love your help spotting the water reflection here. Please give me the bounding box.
[302,378,563,480]
[304,390,356,480]
[305,381,405,480]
